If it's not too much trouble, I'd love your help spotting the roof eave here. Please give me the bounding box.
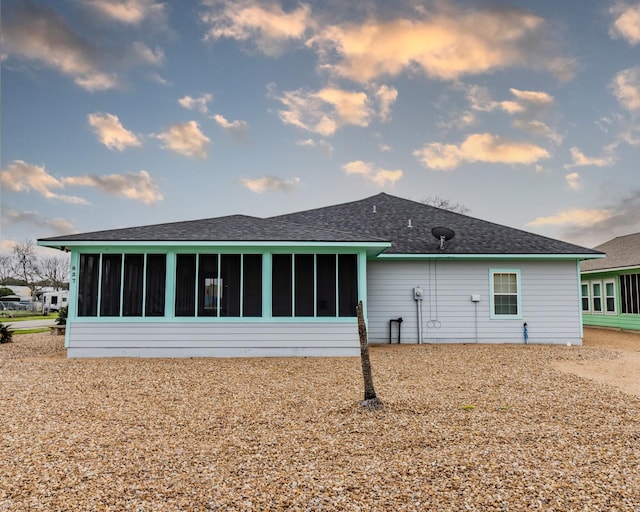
[376,252,606,260]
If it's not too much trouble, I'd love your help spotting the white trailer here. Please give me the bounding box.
[42,291,69,313]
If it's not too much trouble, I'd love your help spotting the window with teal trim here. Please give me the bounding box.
[338,254,358,317]
[176,254,197,317]
[271,254,358,318]
[78,254,100,316]
[123,254,144,317]
[175,253,261,318]
[100,254,122,316]
[272,254,292,316]
[77,253,167,318]
[242,254,262,317]
[490,270,520,318]
[221,254,241,317]
[145,254,166,316]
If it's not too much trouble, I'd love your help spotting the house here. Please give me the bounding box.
[580,232,640,331]
[37,193,603,358]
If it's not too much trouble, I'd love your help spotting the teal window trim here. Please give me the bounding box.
[69,316,358,324]
[489,268,522,320]
[240,254,244,317]
[262,252,272,318]
[358,252,367,314]
[165,252,176,320]
[313,254,318,317]
[118,254,125,316]
[141,254,148,316]
[334,254,339,317]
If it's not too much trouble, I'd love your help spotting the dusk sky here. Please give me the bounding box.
[2,0,640,256]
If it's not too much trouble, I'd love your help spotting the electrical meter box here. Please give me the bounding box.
[413,287,424,300]
[471,294,481,302]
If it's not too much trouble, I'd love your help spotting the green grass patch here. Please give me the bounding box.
[0,313,57,322]
[12,328,51,335]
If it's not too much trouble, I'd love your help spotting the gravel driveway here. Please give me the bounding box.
[1,329,638,510]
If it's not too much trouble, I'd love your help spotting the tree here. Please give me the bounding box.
[12,240,40,306]
[0,287,14,298]
[39,255,70,290]
[422,196,470,214]
[0,255,13,283]
[356,301,383,410]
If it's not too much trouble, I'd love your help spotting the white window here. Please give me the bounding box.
[581,282,590,313]
[591,281,602,313]
[490,269,521,319]
[604,279,616,314]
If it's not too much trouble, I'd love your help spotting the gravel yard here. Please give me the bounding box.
[1,329,639,511]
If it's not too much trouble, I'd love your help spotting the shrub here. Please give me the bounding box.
[0,323,13,344]
[56,306,68,326]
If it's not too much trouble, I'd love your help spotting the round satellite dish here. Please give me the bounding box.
[431,227,455,241]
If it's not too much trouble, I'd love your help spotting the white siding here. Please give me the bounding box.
[366,259,582,345]
[67,321,359,358]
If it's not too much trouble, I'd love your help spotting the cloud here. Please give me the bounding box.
[2,2,118,91]
[413,133,549,170]
[610,2,640,44]
[239,176,301,193]
[179,93,214,113]
[466,86,553,115]
[213,114,249,140]
[563,147,615,168]
[88,113,142,151]
[84,0,167,25]
[556,190,640,244]
[63,170,163,205]
[1,208,75,234]
[611,67,640,110]
[296,138,334,156]
[437,111,478,131]
[527,208,613,228]
[154,121,210,158]
[273,85,374,136]
[375,85,398,121]
[201,0,312,56]
[307,5,569,83]
[565,172,581,190]
[512,120,563,144]
[343,160,402,187]
[509,88,554,106]
[0,160,88,204]
[132,42,165,66]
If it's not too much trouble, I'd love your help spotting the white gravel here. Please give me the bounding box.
[1,330,639,511]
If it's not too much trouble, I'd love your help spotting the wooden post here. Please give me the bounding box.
[357,300,383,410]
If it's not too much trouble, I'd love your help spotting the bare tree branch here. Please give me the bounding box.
[422,196,470,214]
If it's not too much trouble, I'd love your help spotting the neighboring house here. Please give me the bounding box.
[580,232,640,331]
[38,193,602,358]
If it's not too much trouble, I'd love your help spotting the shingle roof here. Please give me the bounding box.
[580,232,640,271]
[271,193,602,255]
[38,215,388,244]
[39,193,602,257]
